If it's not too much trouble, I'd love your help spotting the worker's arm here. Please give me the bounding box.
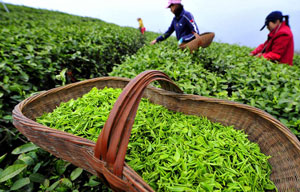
[156,20,175,42]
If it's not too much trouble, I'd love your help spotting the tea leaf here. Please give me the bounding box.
[0,164,27,183]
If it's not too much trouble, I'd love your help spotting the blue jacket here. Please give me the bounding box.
[156,8,199,43]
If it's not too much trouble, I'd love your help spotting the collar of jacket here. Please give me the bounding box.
[175,8,185,19]
[268,21,286,39]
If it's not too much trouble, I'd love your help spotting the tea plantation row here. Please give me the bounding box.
[1,3,300,192]
[110,41,300,138]
[0,4,149,127]
[0,4,149,191]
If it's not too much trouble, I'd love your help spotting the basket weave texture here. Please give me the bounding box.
[180,32,215,52]
[13,70,300,191]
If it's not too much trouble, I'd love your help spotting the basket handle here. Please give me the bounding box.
[94,70,183,177]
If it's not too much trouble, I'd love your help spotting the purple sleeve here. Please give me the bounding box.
[156,20,175,42]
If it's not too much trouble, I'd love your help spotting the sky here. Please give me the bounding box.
[3,0,300,51]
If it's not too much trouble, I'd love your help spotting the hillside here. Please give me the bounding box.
[1,4,148,191]
[1,4,300,191]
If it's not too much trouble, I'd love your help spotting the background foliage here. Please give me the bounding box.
[110,42,300,137]
[1,3,300,191]
[0,4,147,191]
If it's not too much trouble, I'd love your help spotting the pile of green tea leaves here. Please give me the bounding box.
[37,87,277,191]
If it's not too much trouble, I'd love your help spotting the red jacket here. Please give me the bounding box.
[251,21,294,66]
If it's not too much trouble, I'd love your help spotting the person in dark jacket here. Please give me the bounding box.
[150,0,199,46]
[250,11,294,66]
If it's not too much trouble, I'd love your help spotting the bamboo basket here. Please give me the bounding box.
[179,32,215,52]
[13,70,300,191]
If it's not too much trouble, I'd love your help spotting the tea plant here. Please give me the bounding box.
[110,42,300,138]
[0,4,146,191]
[0,141,111,191]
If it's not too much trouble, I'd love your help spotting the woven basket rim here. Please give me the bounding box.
[12,75,300,191]
[13,76,300,152]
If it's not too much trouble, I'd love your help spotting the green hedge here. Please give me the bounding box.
[0,4,147,191]
[294,54,300,67]
[110,41,300,138]
[0,4,146,124]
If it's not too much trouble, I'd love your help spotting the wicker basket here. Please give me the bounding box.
[13,70,300,191]
[179,32,215,52]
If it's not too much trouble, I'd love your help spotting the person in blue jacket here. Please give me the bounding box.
[150,0,199,46]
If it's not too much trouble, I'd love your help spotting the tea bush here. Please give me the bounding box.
[110,42,300,138]
[0,4,147,191]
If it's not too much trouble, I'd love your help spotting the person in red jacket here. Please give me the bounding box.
[250,11,294,66]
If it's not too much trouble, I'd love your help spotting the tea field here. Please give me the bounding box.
[0,4,147,191]
[1,3,300,192]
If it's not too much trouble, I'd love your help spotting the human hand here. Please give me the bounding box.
[256,53,263,57]
[150,39,157,45]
